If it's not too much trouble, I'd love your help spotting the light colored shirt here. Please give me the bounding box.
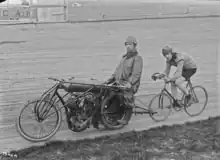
[167,52,197,69]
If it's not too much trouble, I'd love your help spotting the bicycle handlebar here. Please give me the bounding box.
[151,72,173,84]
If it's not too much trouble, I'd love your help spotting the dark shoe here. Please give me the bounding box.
[93,122,100,129]
[117,120,128,125]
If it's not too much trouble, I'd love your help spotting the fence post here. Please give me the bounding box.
[63,0,68,22]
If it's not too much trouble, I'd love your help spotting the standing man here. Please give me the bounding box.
[105,36,143,125]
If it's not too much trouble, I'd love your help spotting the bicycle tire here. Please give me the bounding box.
[184,85,208,117]
[16,99,62,142]
[149,92,172,122]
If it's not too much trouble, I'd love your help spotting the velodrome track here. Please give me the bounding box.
[0,0,219,153]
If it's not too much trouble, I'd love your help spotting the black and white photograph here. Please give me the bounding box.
[0,0,219,159]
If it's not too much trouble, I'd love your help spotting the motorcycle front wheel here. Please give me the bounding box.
[16,99,62,142]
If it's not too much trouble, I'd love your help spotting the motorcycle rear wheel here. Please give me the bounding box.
[100,93,132,130]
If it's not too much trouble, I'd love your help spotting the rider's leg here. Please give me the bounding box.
[175,77,189,95]
[123,91,135,108]
[171,79,185,106]
[171,82,179,100]
[175,68,197,103]
[117,91,134,125]
[175,77,191,104]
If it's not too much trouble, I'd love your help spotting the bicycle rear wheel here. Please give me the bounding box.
[184,85,208,117]
[16,99,62,142]
[149,93,172,122]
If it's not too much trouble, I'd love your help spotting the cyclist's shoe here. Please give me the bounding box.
[185,94,192,105]
[185,94,194,107]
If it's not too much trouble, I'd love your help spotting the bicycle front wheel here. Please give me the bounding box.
[16,99,62,142]
[184,85,208,117]
[149,93,172,122]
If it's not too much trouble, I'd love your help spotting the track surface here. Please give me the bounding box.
[0,2,219,153]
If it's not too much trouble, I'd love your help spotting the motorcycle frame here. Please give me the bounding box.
[35,82,117,126]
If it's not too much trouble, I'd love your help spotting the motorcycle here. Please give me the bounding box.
[16,77,133,142]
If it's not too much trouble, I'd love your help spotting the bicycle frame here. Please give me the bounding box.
[160,79,197,103]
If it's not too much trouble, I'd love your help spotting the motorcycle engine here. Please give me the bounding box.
[66,93,96,132]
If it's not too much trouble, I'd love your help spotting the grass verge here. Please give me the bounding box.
[3,116,220,160]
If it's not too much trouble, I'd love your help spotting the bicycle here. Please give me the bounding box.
[149,72,208,122]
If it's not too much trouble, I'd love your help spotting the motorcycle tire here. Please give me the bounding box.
[100,92,133,130]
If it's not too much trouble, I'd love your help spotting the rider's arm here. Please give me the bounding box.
[163,62,171,76]
[170,60,184,81]
[128,56,143,85]
[106,58,123,83]
[106,64,119,83]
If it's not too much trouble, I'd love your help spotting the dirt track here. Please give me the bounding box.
[0,2,219,153]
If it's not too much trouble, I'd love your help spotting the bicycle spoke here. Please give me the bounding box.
[17,99,61,142]
[36,125,44,138]
[148,93,172,122]
[20,104,37,121]
[44,122,56,129]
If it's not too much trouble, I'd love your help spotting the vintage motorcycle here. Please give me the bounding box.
[16,77,145,142]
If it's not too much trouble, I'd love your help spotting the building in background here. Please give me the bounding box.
[21,0,29,5]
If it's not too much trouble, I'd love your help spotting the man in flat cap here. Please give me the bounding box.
[102,36,143,126]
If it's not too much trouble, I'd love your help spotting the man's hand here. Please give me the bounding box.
[158,73,166,79]
[120,81,132,89]
[124,82,132,89]
[104,78,114,85]
[163,76,171,83]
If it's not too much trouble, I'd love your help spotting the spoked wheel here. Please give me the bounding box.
[149,93,172,122]
[16,99,62,142]
[184,85,208,117]
[100,94,132,130]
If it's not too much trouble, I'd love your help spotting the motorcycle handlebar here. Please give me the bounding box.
[48,77,130,90]
[48,77,65,83]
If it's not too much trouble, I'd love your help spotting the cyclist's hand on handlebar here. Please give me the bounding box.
[151,72,165,81]
[163,77,171,83]
[158,73,166,79]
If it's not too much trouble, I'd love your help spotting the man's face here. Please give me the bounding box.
[125,43,135,52]
[163,52,172,61]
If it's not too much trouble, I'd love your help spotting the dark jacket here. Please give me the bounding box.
[108,52,143,93]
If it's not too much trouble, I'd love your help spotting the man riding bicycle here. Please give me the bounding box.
[157,45,197,106]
